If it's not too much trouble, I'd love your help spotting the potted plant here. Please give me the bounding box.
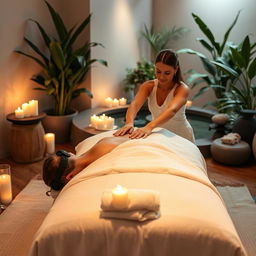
[211,35,256,144]
[124,60,155,102]
[141,24,188,61]
[15,1,107,143]
[177,11,241,112]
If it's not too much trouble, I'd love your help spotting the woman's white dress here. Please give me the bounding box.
[148,80,195,143]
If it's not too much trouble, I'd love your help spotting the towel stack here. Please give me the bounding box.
[221,133,241,145]
[100,189,160,222]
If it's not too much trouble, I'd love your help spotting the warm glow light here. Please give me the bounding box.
[112,184,128,209]
[186,100,192,108]
[44,133,55,154]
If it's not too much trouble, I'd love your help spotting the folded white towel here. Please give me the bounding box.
[221,133,241,145]
[100,209,160,222]
[100,189,160,222]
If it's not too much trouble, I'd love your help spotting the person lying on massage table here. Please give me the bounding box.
[43,136,131,191]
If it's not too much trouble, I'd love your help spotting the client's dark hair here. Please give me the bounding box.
[42,156,59,187]
[42,150,71,190]
[155,49,183,83]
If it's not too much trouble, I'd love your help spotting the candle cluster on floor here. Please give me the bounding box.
[104,97,127,108]
[90,114,115,130]
[15,100,38,118]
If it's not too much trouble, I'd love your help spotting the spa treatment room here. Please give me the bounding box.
[0,0,256,255]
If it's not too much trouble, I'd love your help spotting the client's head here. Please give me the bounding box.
[43,150,73,190]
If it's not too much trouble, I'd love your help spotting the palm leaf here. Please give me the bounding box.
[220,10,241,54]
[44,0,67,41]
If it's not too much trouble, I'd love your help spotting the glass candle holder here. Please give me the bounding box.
[0,164,12,209]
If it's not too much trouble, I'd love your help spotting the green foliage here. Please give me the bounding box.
[141,24,188,61]
[124,60,155,92]
[15,0,107,115]
[177,11,241,112]
[212,35,256,111]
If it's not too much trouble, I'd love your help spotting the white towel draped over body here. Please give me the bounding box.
[100,189,160,222]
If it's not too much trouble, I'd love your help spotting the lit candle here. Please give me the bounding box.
[44,133,55,154]
[186,100,192,108]
[0,174,12,206]
[112,98,119,107]
[112,184,128,209]
[105,97,113,108]
[106,117,115,129]
[29,100,38,116]
[90,115,98,128]
[119,97,127,106]
[15,107,24,119]
[0,164,12,207]
[22,103,31,117]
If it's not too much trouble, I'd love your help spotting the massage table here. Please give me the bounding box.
[29,128,247,256]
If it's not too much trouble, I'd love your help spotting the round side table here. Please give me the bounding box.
[6,113,46,163]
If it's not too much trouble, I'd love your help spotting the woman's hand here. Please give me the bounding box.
[113,124,134,136]
[129,126,152,139]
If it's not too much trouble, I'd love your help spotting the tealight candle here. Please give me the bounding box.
[15,107,24,119]
[22,103,30,117]
[112,184,128,209]
[112,98,119,107]
[0,164,12,207]
[105,97,113,108]
[119,97,127,106]
[106,117,114,129]
[186,100,192,108]
[44,133,55,154]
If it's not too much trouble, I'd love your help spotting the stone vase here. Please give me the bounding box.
[42,109,78,143]
[232,109,256,146]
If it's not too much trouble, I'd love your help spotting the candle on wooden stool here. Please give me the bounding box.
[44,133,55,154]
[112,184,128,209]
[0,164,12,208]
[15,107,24,119]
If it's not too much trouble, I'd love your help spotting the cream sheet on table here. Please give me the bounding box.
[29,128,247,256]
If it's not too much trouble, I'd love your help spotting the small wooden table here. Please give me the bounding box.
[6,113,46,163]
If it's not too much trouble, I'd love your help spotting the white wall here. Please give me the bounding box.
[90,0,152,107]
[153,0,256,107]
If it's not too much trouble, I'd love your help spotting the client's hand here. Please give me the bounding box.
[113,123,134,136]
[129,126,152,139]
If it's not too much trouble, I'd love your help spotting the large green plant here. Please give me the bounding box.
[177,11,241,111]
[141,24,188,61]
[212,35,256,111]
[15,1,107,115]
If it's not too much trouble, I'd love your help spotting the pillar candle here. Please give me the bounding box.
[105,97,113,108]
[44,133,55,154]
[15,107,24,119]
[112,98,119,107]
[112,185,128,209]
[29,100,39,116]
[119,97,127,106]
[106,117,115,129]
[22,103,31,117]
[0,174,12,205]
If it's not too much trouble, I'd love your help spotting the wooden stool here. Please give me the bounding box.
[6,113,46,163]
[211,138,251,165]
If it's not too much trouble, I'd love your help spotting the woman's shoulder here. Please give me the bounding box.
[176,81,190,91]
[140,80,155,91]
